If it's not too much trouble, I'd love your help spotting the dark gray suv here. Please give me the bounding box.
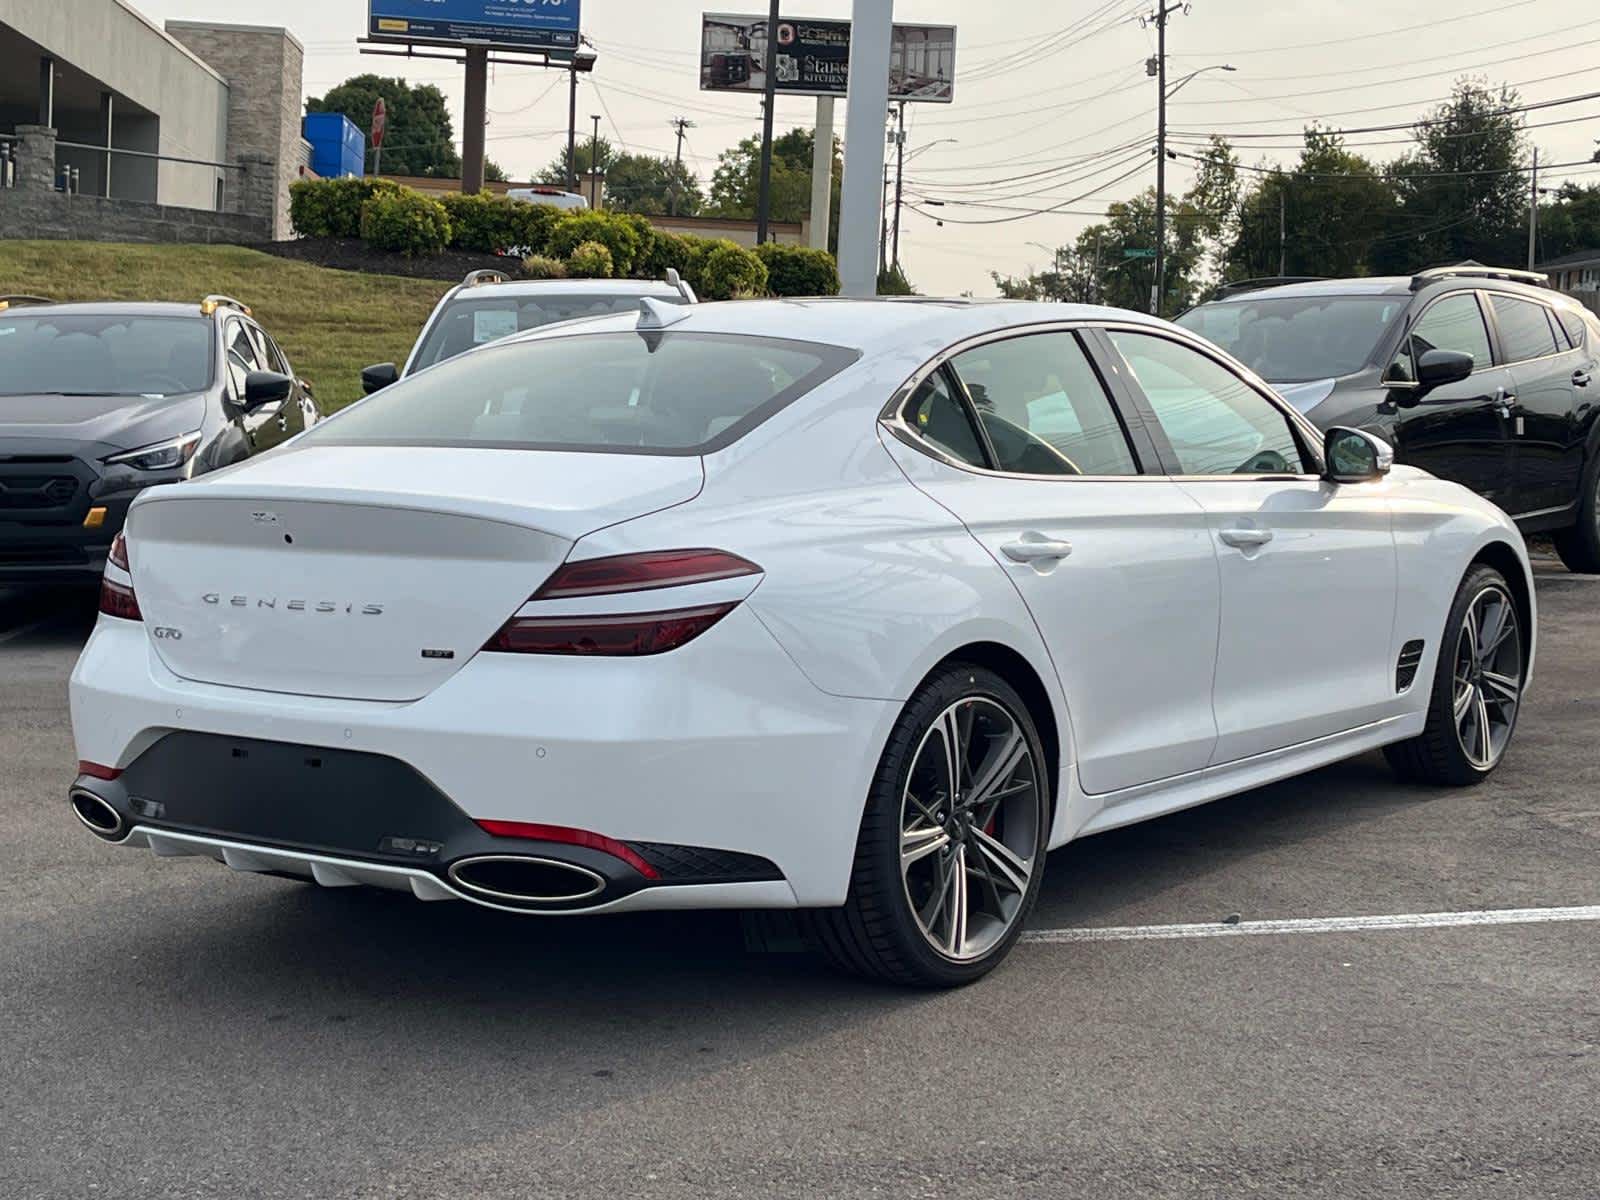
[0,295,320,583]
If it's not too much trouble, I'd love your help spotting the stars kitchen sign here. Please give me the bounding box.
[700,13,956,103]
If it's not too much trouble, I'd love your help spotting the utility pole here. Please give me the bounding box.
[1527,147,1539,271]
[590,113,602,208]
[1146,1,1183,316]
[668,117,694,216]
[1279,178,1287,276]
[462,44,489,194]
[879,162,891,277]
[891,101,907,271]
[567,67,579,191]
[755,0,782,244]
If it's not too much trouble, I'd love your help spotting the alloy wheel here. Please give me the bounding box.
[1451,585,1523,771]
[899,696,1041,961]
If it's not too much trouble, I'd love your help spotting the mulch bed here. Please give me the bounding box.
[250,237,528,283]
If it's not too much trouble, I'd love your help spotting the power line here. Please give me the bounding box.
[907,156,1155,225]
[1170,80,1600,133]
[1168,0,1542,59]
[1171,88,1600,139]
[1172,150,1598,181]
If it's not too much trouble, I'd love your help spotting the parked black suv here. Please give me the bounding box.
[0,295,320,583]
[1178,266,1600,571]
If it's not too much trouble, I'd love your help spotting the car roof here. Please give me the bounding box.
[504,297,1172,355]
[447,279,685,299]
[1201,273,1565,306]
[0,300,215,318]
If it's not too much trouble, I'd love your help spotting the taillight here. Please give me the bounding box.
[485,549,759,656]
[532,549,760,599]
[108,531,129,571]
[486,603,735,656]
[98,577,142,621]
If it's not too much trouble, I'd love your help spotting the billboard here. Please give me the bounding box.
[369,0,581,52]
[700,14,955,103]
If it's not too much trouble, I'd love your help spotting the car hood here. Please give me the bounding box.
[0,392,208,454]
[1273,377,1340,414]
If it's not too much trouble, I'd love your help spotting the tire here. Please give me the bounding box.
[802,663,1050,987]
[1552,451,1600,573]
[1383,564,1526,786]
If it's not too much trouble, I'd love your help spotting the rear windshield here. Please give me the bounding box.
[311,331,857,455]
[1176,294,1406,383]
[0,313,213,397]
[411,293,690,370]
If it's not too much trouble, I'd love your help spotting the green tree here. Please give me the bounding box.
[306,75,461,179]
[1223,129,1400,281]
[1536,182,1600,261]
[707,128,842,251]
[1374,79,1529,272]
[603,153,704,216]
[538,137,617,186]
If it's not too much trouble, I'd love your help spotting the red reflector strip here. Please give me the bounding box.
[483,602,735,656]
[532,549,760,600]
[98,577,142,621]
[475,819,659,880]
[77,760,122,781]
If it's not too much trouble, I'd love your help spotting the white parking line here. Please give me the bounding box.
[0,614,64,646]
[1023,905,1600,944]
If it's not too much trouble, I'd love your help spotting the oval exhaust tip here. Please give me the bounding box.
[447,855,607,906]
[70,789,125,840]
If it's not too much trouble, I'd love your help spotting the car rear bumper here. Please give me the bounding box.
[69,606,900,907]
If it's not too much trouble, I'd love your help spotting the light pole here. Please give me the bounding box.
[566,49,596,194]
[1151,5,1234,316]
[892,136,956,270]
[1027,240,1065,299]
[589,113,602,207]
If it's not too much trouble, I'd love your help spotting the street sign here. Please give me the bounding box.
[370,98,387,149]
[368,0,581,52]
[700,13,956,103]
[1123,248,1156,259]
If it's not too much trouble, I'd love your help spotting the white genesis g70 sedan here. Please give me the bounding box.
[69,298,1536,986]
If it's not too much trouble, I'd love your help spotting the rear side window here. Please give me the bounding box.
[1490,295,1560,363]
[905,371,987,468]
[413,293,689,369]
[308,332,855,455]
[1556,307,1587,349]
[949,332,1138,476]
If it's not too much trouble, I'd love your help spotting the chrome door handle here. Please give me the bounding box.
[1218,528,1273,549]
[1001,537,1073,564]
[1574,370,1591,388]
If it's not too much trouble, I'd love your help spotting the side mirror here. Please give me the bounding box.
[361,362,399,394]
[1416,348,1474,390]
[1323,426,1393,484]
[242,370,292,411]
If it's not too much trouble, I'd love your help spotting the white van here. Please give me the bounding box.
[505,186,589,211]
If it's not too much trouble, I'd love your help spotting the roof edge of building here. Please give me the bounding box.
[164,19,306,55]
[112,0,228,85]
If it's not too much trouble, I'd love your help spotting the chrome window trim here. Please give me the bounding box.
[1096,321,1328,480]
[881,317,1332,482]
[879,319,1152,482]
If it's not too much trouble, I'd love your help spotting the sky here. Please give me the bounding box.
[130,0,1600,294]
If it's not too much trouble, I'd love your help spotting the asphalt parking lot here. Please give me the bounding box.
[3,563,1598,1200]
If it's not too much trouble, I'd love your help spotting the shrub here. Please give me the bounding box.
[521,254,569,280]
[566,240,614,279]
[358,190,452,256]
[755,243,841,297]
[508,201,562,257]
[289,176,402,239]
[545,210,643,277]
[436,192,513,253]
[697,239,769,300]
[877,264,916,296]
[639,230,695,282]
